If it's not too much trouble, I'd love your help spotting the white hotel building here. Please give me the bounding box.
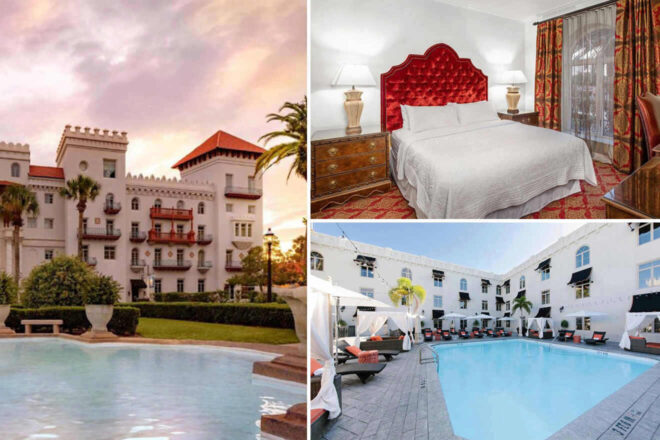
[0,125,265,302]
[311,223,660,343]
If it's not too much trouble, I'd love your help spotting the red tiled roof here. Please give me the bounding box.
[172,130,266,169]
[28,165,65,179]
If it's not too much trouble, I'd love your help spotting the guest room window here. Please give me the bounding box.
[575,282,590,299]
[496,285,501,295]
[481,283,488,294]
[576,317,591,331]
[310,252,323,271]
[541,267,550,281]
[401,268,412,280]
[10,163,19,177]
[638,223,660,245]
[433,296,442,307]
[541,290,550,305]
[360,288,374,298]
[482,300,488,311]
[433,276,443,288]
[505,284,510,294]
[561,4,616,162]
[459,300,467,309]
[506,301,510,311]
[460,278,467,291]
[519,276,525,289]
[360,264,373,278]
[496,302,502,312]
[576,245,590,268]
[638,260,660,289]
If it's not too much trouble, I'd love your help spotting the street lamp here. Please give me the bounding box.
[264,227,276,302]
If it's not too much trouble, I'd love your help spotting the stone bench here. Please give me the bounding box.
[21,319,63,335]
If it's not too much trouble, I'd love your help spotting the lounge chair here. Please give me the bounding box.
[495,327,512,337]
[585,331,608,345]
[310,359,342,440]
[338,340,399,362]
[423,329,433,341]
[335,362,387,384]
[486,329,497,337]
[471,329,484,338]
[450,327,457,335]
[528,329,540,338]
[458,330,470,339]
[628,336,660,355]
[441,330,452,341]
[360,338,404,352]
[558,330,574,342]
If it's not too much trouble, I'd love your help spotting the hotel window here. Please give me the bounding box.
[248,205,256,214]
[519,276,525,289]
[401,267,412,280]
[27,217,37,228]
[433,295,442,307]
[44,218,54,229]
[639,223,660,245]
[131,248,139,265]
[360,288,374,298]
[176,279,184,293]
[247,223,252,237]
[103,159,116,178]
[197,202,205,214]
[433,276,443,288]
[576,317,591,331]
[482,283,488,294]
[44,193,53,204]
[131,197,139,210]
[496,285,501,295]
[176,200,184,209]
[10,163,19,177]
[131,222,139,238]
[506,301,510,311]
[505,284,510,294]
[82,245,89,262]
[104,246,115,260]
[575,282,590,299]
[542,290,550,305]
[155,223,162,234]
[460,278,467,291]
[459,300,467,309]
[106,219,114,234]
[496,319,502,328]
[496,302,502,312]
[248,176,255,190]
[638,260,660,289]
[197,225,205,239]
[225,174,233,187]
[176,224,184,235]
[576,245,590,268]
[154,199,162,208]
[360,264,374,278]
[198,279,205,293]
[154,248,162,265]
[82,218,88,233]
[154,279,162,294]
[310,252,323,271]
[541,267,550,281]
[226,250,233,265]
[176,249,184,265]
[482,300,488,311]
[226,204,233,212]
[44,249,53,260]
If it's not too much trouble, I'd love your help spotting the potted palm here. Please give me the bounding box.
[82,275,120,339]
[0,272,17,334]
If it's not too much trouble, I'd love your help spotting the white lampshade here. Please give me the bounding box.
[332,64,376,87]
[499,70,528,85]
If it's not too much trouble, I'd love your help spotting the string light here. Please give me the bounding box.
[335,223,394,290]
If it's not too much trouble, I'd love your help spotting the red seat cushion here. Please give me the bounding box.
[370,335,383,341]
[311,409,326,423]
[399,335,404,340]
[647,342,660,349]
[345,346,362,357]
[593,334,602,340]
[629,336,645,340]
[310,358,323,376]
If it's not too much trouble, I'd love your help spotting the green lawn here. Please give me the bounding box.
[136,317,299,345]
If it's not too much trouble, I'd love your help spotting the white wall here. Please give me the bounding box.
[311,0,527,132]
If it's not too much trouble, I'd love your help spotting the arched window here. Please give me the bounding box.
[460,278,467,291]
[198,250,205,265]
[310,251,323,271]
[154,199,162,208]
[198,202,205,214]
[401,267,412,280]
[131,248,139,265]
[10,163,19,177]
[131,197,139,210]
[576,245,590,268]
[520,276,526,289]
[177,200,184,209]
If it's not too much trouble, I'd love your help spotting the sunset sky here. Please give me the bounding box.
[0,0,306,250]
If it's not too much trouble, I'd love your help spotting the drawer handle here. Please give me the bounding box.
[329,180,337,188]
[369,156,377,164]
[328,163,338,172]
[368,142,376,150]
[369,171,377,178]
[328,147,338,157]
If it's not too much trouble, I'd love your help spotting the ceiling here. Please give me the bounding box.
[435,0,606,22]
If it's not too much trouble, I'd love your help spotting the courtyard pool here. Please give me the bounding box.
[432,339,655,440]
[0,338,303,439]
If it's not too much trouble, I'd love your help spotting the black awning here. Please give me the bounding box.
[535,307,551,318]
[130,279,147,289]
[502,280,510,287]
[483,312,490,316]
[481,279,491,286]
[516,290,526,299]
[496,296,505,304]
[432,270,445,279]
[354,255,376,266]
[432,309,445,319]
[567,268,592,285]
[535,258,551,271]
[504,312,511,317]
[629,292,660,313]
[353,306,376,317]
[459,292,470,301]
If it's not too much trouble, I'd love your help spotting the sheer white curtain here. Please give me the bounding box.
[561,5,616,163]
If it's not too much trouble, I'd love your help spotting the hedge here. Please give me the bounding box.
[154,292,216,303]
[6,306,140,336]
[127,302,294,329]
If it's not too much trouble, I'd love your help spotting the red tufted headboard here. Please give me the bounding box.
[380,44,488,132]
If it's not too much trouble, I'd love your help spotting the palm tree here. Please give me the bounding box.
[388,277,427,312]
[255,97,307,181]
[512,295,533,335]
[59,175,100,258]
[0,184,39,285]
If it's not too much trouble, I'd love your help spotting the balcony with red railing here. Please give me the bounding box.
[153,259,192,271]
[81,227,121,241]
[197,233,213,245]
[149,206,193,220]
[104,201,121,215]
[147,230,196,245]
[224,186,262,200]
[225,262,242,272]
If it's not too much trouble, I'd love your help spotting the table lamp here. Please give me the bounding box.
[500,70,528,114]
[332,64,376,134]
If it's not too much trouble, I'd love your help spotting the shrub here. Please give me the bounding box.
[0,272,18,305]
[128,302,294,329]
[561,319,569,329]
[6,306,139,336]
[22,255,95,307]
[85,275,121,305]
[154,292,216,303]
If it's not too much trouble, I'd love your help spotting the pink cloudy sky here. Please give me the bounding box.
[0,0,307,250]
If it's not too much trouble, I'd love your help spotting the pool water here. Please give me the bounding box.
[432,340,655,440]
[0,339,303,440]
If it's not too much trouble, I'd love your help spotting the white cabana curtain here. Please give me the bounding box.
[526,318,555,337]
[619,312,660,349]
[356,313,388,339]
[357,310,411,350]
[386,311,412,350]
[309,289,341,419]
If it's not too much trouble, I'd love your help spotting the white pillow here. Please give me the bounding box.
[454,100,499,125]
[403,104,459,133]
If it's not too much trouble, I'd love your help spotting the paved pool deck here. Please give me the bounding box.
[321,337,660,440]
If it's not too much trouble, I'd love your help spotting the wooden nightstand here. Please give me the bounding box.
[498,110,539,127]
[311,126,391,213]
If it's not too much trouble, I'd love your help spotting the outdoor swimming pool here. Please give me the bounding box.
[432,339,655,440]
[0,338,303,439]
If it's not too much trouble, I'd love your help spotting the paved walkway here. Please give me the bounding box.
[323,337,660,440]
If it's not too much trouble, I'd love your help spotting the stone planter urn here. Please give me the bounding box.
[274,285,307,356]
[0,304,14,335]
[82,305,118,340]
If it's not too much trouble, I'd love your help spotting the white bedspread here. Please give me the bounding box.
[393,120,597,219]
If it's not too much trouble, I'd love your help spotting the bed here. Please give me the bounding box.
[381,44,597,219]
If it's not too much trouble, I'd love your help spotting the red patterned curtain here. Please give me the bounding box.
[613,0,660,173]
[534,19,563,130]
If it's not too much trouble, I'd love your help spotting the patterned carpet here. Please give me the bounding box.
[312,162,626,219]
